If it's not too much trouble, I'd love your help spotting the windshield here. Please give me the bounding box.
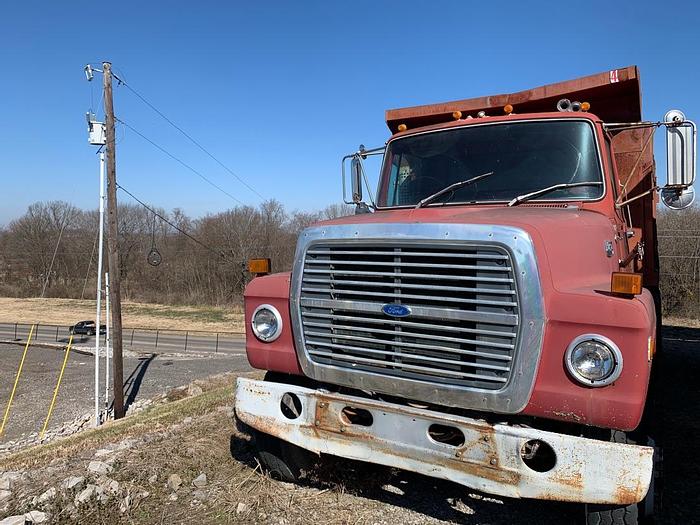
[377,120,603,207]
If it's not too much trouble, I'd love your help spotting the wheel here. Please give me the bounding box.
[583,429,662,525]
[251,428,318,483]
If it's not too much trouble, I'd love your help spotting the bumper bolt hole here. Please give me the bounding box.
[428,424,466,447]
[280,393,302,420]
[341,406,373,427]
[520,439,556,472]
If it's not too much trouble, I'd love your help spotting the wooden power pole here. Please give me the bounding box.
[103,62,125,419]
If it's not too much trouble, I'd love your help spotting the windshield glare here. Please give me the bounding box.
[378,120,603,207]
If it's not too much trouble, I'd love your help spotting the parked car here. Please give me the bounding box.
[69,320,106,336]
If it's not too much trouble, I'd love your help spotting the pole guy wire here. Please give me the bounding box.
[41,334,74,439]
[0,325,35,437]
[115,117,244,206]
[114,77,264,200]
[116,183,229,260]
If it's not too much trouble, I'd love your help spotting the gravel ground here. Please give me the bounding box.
[0,342,251,443]
[0,324,698,524]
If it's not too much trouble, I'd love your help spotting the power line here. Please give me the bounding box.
[115,117,244,206]
[115,77,264,200]
[116,183,230,261]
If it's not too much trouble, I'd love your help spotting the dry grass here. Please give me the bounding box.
[0,372,461,525]
[0,297,244,332]
[664,316,700,329]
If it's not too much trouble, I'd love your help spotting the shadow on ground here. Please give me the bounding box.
[229,326,700,524]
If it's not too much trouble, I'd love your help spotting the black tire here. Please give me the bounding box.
[251,428,318,483]
[584,430,662,525]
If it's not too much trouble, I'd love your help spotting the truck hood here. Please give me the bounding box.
[319,205,620,293]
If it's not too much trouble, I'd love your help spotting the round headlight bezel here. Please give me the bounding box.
[564,334,623,387]
[251,304,283,343]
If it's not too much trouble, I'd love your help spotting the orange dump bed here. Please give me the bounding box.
[385,66,642,133]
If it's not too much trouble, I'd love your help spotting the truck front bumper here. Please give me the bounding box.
[235,378,653,505]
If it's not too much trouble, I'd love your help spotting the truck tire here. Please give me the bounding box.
[251,428,318,483]
[583,430,662,525]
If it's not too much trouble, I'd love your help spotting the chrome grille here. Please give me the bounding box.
[298,242,519,391]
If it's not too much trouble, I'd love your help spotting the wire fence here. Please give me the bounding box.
[0,322,244,354]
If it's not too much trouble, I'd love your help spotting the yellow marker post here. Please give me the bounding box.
[40,334,74,439]
[0,324,35,437]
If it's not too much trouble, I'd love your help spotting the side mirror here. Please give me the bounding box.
[351,156,363,203]
[665,109,696,188]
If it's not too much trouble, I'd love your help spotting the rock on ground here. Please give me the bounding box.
[192,473,207,488]
[167,473,182,492]
[61,476,85,491]
[87,461,113,476]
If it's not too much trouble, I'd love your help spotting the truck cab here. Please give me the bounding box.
[234,66,696,524]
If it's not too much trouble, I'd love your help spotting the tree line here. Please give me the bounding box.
[0,200,352,305]
[0,200,698,318]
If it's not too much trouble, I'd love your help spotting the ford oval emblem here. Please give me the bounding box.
[381,303,411,317]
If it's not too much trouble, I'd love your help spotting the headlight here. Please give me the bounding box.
[251,304,283,342]
[565,334,623,387]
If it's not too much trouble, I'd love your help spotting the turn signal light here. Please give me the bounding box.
[611,272,642,296]
[248,258,271,276]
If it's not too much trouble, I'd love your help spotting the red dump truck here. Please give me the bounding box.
[235,66,696,524]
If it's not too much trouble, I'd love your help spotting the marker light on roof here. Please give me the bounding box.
[504,104,513,114]
[452,111,462,120]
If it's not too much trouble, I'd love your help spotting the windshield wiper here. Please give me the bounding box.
[507,181,603,207]
[415,171,495,209]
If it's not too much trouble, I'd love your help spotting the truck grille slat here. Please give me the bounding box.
[302,320,515,353]
[308,348,509,383]
[302,277,516,296]
[303,268,514,284]
[298,242,520,391]
[301,286,518,307]
[304,328,513,356]
[302,311,516,338]
[306,249,509,260]
[306,339,511,372]
[305,259,511,272]
[300,297,518,325]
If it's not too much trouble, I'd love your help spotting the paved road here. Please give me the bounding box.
[0,322,245,354]
[0,342,253,444]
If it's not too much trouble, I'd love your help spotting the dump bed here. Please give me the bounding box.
[385,66,641,133]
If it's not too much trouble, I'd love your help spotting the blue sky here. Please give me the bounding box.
[1,1,699,225]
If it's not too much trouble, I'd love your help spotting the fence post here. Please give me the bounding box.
[14,323,17,340]
[215,333,219,354]
[36,324,39,341]
[155,330,159,350]
[55,325,59,342]
[184,331,188,352]
[130,329,134,347]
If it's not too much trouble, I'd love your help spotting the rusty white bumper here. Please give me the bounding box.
[235,378,653,504]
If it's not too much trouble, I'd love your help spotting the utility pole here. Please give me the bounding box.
[105,272,111,408]
[103,62,125,419]
[93,151,105,427]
